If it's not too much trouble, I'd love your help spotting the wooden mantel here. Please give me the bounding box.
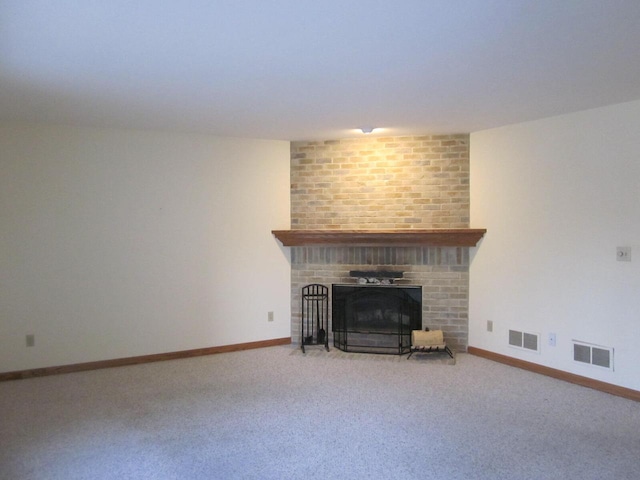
[271,229,486,247]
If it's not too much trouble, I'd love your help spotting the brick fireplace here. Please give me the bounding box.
[284,134,475,352]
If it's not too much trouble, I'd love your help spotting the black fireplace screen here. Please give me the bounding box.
[332,284,422,354]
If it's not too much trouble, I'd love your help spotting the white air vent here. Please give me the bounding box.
[573,341,614,371]
[508,329,540,353]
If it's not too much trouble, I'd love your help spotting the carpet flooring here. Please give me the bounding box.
[1,345,638,479]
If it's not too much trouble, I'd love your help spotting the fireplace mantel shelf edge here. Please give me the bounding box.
[271,229,487,247]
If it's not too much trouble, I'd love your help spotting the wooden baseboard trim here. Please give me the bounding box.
[467,346,640,402]
[0,337,292,382]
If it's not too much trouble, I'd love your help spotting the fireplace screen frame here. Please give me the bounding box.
[332,284,422,355]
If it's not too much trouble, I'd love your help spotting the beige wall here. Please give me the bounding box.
[470,99,640,391]
[0,122,291,373]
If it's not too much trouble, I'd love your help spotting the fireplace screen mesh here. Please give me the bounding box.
[332,284,422,354]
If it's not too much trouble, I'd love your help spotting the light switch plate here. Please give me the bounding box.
[616,247,631,262]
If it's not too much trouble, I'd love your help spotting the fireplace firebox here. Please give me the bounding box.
[332,284,422,354]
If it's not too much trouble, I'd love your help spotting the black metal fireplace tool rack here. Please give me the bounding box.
[301,284,330,353]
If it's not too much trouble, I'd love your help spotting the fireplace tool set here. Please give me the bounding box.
[301,284,330,353]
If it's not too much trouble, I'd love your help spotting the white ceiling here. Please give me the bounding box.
[2,0,640,141]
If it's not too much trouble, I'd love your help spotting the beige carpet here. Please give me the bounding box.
[290,344,456,364]
[1,345,638,479]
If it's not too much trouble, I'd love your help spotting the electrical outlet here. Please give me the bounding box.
[267,311,274,322]
[548,333,556,347]
[487,320,493,332]
[26,334,35,347]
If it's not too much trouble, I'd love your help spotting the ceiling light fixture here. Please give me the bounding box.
[360,126,375,134]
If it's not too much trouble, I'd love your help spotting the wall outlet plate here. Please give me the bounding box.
[548,332,556,347]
